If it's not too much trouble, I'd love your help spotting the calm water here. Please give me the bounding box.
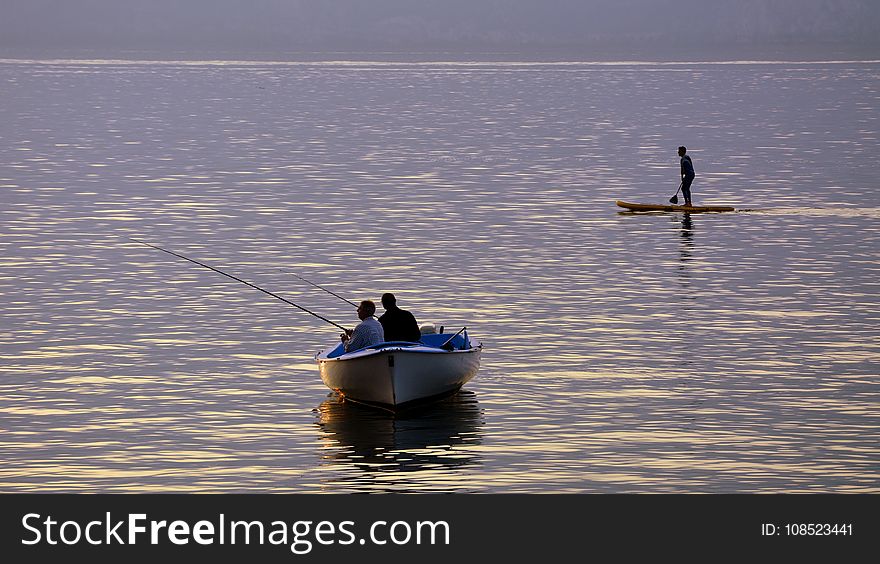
[1,59,878,493]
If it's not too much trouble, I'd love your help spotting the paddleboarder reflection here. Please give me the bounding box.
[314,390,484,492]
[680,213,694,256]
[676,213,695,294]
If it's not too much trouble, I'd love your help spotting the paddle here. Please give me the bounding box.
[669,180,683,204]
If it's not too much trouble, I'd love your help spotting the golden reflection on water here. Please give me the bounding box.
[0,60,878,492]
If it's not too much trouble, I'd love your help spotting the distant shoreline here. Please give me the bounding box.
[1,43,879,65]
[2,56,879,67]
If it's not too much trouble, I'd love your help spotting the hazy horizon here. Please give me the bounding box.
[2,0,880,61]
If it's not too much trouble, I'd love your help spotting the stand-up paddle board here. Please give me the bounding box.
[616,200,735,213]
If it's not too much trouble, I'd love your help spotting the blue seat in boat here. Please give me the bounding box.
[326,340,420,358]
[326,334,470,358]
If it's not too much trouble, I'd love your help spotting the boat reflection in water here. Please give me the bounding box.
[314,390,484,492]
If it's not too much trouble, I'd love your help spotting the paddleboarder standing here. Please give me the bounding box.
[679,146,695,206]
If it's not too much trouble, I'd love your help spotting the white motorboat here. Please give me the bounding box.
[315,329,482,410]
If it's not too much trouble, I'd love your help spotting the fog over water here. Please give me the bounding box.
[2,0,879,60]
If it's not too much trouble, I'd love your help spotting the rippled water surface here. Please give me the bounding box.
[1,60,878,492]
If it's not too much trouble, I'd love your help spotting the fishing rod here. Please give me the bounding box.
[127,238,348,332]
[278,269,357,308]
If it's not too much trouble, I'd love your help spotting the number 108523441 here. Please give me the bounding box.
[762,523,852,536]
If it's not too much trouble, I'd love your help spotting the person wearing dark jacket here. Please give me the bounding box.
[678,146,696,207]
[378,293,421,342]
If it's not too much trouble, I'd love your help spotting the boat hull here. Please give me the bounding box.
[316,343,482,409]
[616,200,735,213]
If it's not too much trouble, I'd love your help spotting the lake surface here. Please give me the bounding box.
[1,59,878,493]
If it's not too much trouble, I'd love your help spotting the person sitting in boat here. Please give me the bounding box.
[678,146,696,207]
[378,292,421,342]
[341,300,385,352]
